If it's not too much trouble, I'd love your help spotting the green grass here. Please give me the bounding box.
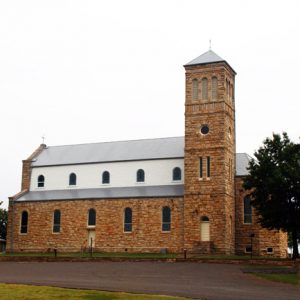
[0,252,176,259]
[192,254,287,260]
[0,284,187,300]
[251,273,299,285]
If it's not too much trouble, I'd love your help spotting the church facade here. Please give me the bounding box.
[6,50,287,257]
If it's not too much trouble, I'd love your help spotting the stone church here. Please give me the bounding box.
[7,50,287,257]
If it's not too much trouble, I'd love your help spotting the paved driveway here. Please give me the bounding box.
[0,261,298,300]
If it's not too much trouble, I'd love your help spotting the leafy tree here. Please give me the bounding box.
[0,201,8,240]
[244,133,300,259]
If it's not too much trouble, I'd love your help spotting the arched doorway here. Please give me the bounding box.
[201,216,210,241]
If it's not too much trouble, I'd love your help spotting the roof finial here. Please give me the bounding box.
[209,39,212,50]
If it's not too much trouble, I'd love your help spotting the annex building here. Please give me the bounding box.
[7,50,287,257]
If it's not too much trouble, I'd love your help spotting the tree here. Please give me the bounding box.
[0,201,8,240]
[244,133,300,259]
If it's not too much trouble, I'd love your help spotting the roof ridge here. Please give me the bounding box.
[45,136,184,148]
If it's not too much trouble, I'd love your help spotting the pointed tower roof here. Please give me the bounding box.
[184,50,236,74]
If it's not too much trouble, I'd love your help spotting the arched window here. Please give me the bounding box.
[88,208,96,226]
[244,196,252,224]
[124,207,132,232]
[20,211,28,234]
[69,173,77,186]
[102,171,110,184]
[172,167,181,181]
[53,210,61,233]
[201,216,210,241]
[212,76,218,99]
[202,78,208,99]
[136,169,145,182]
[162,206,171,231]
[192,79,198,100]
[37,175,45,188]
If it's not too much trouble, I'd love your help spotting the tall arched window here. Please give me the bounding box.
[172,167,182,181]
[136,169,145,182]
[37,175,45,187]
[162,206,171,231]
[202,78,208,99]
[192,79,198,100]
[102,171,110,184]
[88,208,96,226]
[201,216,210,241]
[124,207,132,232]
[212,76,218,99]
[20,211,28,234]
[69,173,77,186]
[53,210,61,233]
[244,196,252,224]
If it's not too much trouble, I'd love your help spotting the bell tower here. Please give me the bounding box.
[183,50,236,254]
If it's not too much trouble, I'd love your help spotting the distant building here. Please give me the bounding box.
[7,50,287,257]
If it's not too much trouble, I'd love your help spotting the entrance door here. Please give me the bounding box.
[88,230,95,248]
[200,216,210,241]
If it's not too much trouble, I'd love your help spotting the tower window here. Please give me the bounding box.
[124,207,132,232]
[212,76,218,99]
[207,156,211,178]
[202,78,208,99]
[199,157,203,178]
[162,206,171,231]
[244,196,252,224]
[88,208,96,227]
[200,125,209,135]
[37,175,45,187]
[53,210,61,233]
[192,79,198,100]
[69,173,77,186]
[20,211,28,234]
[136,169,145,182]
[172,167,182,181]
[102,171,110,184]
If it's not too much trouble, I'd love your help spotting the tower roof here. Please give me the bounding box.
[184,50,236,74]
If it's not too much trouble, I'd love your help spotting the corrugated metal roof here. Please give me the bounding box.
[31,137,184,167]
[185,50,225,66]
[16,185,184,202]
[236,153,252,176]
[31,137,250,176]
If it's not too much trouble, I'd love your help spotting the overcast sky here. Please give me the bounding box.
[1,0,300,208]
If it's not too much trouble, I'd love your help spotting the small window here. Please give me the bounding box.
[245,246,252,253]
[88,208,96,227]
[172,167,181,181]
[53,210,61,233]
[267,247,273,254]
[212,76,218,99]
[199,157,203,178]
[207,156,211,178]
[124,207,132,232]
[200,124,209,135]
[244,196,252,224]
[69,173,77,186]
[20,211,28,234]
[192,79,198,100]
[102,171,110,184]
[37,175,45,187]
[202,78,208,99]
[136,169,145,182]
[162,206,171,231]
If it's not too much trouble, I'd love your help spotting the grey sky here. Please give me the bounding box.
[1,0,300,208]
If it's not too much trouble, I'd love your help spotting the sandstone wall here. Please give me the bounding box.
[7,197,184,253]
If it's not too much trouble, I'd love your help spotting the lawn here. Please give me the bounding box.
[0,284,187,300]
[250,273,299,285]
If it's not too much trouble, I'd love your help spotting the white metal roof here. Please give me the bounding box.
[185,50,225,66]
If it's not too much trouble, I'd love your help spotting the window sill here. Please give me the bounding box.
[87,226,96,229]
[52,232,60,234]
[172,180,182,183]
[67,185,77,188]
[135,182,145,184]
